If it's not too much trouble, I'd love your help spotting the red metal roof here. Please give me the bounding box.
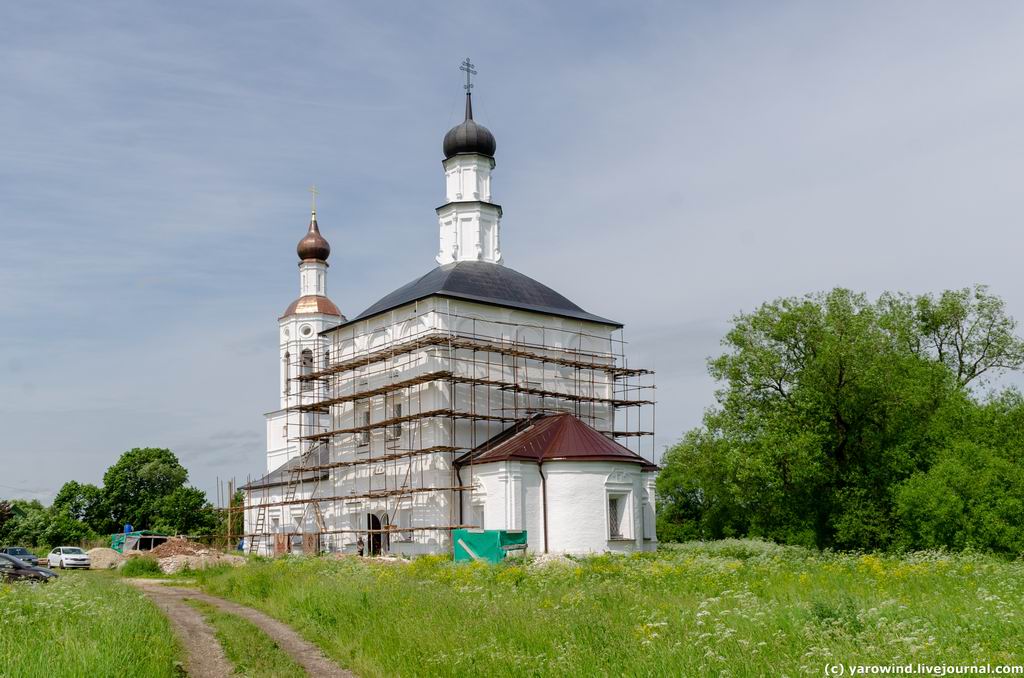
[456,414,657,471]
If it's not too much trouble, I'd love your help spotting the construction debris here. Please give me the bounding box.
[114,538,246,574]
[149,538,209,558]
[156,553,244,575]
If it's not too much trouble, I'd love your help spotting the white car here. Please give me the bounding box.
[47,547,91,570]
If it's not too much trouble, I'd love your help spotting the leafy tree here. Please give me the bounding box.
[102,448,188,530]
[52,481,108,533]
[153,486,218,535]
[41,512,98,548]
[0,501,12,533]
[885,285,1024,388]
[893,393,1024,552]
[3,448,218,546]
[657,286,1024,553]
[0,500,50,547]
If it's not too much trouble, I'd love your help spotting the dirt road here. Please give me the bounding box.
[127,579,232,678]
[128,578,353,677]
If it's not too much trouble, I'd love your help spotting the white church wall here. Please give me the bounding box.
[264,411,291,473]
[544,461,651,555]
[439,299,620,433]
[313,295,636,557]
[243,477,321,556]
[460,461,542,552]
[460,460,655,555]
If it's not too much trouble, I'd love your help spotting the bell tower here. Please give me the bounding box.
[436,59,503,265]
[267,193,345,471]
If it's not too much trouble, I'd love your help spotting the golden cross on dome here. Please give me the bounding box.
[460,58,476,92]
[308,184,319,213]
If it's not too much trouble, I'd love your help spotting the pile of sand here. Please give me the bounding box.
[87,547,124,570]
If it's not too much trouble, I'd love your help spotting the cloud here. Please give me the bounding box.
[3,1,1023,502]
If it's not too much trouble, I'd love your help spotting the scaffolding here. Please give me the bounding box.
[235,301,655,557]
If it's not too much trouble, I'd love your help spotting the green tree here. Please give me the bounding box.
[102,448,188,530]
[41,512,98,548]
[657,286,1024,552]
[153,486,218,535]
[887,285,1024,388]
[52,481,108,533]
[0,500,50,547]
[893,392,1024,552]
[0,501,13,533]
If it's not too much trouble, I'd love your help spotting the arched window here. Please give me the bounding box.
[301,349,313,392]
[283,352,291,395]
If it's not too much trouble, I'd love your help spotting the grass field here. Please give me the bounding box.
[192,540,1024,677]
[0,572,181,678]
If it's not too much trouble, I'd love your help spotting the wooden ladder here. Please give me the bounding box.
[248,504,267,555]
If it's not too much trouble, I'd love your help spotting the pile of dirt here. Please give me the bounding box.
[87,547,124,569]
[149,538,209,558]
[140,538,245,574]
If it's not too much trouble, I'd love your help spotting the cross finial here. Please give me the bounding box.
[460,58,476,92]
[308,184,319,213]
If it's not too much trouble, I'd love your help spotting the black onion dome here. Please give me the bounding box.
[443,94,496,159]
[297,211,330,261]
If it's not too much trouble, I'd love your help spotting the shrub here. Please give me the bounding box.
[120,557,162,577]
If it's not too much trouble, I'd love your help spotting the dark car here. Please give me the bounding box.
[0,546,40,567]
[0,553,57,583]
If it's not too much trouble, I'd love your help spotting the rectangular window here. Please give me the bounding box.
[358,409,371,447]
[608,496,622,539]
[395,508,413,542]
[387,402,403,440]
[607,493,631,540]
[473,503,485,530]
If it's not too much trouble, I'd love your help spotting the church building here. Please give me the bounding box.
[243,64,656,557]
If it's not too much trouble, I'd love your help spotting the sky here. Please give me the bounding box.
[2,2,1023,505]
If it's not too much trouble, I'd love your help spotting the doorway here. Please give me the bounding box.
[366,513,389,556]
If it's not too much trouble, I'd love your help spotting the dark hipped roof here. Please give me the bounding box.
[341,261,619,327]
[241,446,330,491]
[455,413,657,471]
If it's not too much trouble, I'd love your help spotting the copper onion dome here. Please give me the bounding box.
[297,211,330,261]
[443,93,496,159]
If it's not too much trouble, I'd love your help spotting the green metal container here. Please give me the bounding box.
[453,529,528,564]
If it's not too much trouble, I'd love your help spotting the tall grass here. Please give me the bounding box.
[119,556,163,577]
[194,540,1024,677]
[0,572,181,678]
